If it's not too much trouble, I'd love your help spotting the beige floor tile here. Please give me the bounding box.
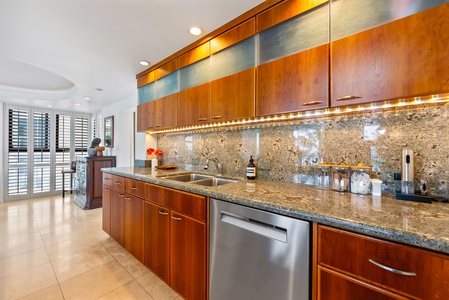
[104,242,130,260]
[18,284,64,300]
[59,260,134,300]
[45,234,101,261]
[52,246,115,282]
[40,225,91,246]
[0,247,49,279]
[136,271,180,300]
[116,253,150,279]
[98,280,154,300]
[0,262,58,300]
[0,235,45,260]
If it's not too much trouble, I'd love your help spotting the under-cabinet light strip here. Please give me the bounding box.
[147,93,449,135]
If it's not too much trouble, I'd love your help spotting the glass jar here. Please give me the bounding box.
[350,163,372,195]
[314,163,331,189]
[331,163,351,192]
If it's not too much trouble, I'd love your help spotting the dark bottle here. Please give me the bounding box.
[246,156,256,180]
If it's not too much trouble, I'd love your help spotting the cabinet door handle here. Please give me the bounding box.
[211,116,222,119]
[118,194,125,197]
[302,100,323,106]
[198,118,207,121]
[124,197,131,200]
[159,210,168,215]
[131,187,138,190]
[155,125,162,127]
[104,178,110,180]
[147,126,154,129]
[115,181,121,185]
[368,259,417,276]
[172,215,182,221]
[336,95,362,101]
[104,188,110,191]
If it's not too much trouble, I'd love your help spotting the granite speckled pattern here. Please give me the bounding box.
[157,103,449,197]
[103,167,449,255]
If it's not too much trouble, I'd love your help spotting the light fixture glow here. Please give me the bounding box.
[47,105,53,108]
[83,97,91,100]
[139,60,150,66]
[189,27,203,36]
[75,103,81,106]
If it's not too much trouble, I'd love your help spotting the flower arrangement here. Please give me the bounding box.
[146,148,163,158]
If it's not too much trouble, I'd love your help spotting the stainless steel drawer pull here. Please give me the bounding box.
[159,210,168,215]
[336,95,362,101]
[302,100,323,106]
[124,197,131,200]
[155,125,162,127]
[172,216,182,221]
[198,118,207,121]
[147,126,154,129]
[104,188,110,191]
[131,187,138,190]
[211,116,222,119]
[115,181,121,184]
[104,178,110,180]
[368,259,417,276]
[118,194,125,197]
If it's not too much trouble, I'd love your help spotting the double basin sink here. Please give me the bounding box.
[162,173,238,186]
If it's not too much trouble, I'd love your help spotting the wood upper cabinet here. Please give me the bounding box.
[170,211,206,300]
[137,71,155,88]
[144,201,170,283]
[137,101,155,132]
[178,43,210,69]
[210,68,255,122]
[257,44,329,116]
[155,59,177,80]
[256,0,327,32]
[154,94,177,129]
[110,189,125,246]
[124,194,144,263]
[317,225,449,299]
[331,3,449,107]
[210,18,255,55]
[177,83,210,126]
[102,185,111,235]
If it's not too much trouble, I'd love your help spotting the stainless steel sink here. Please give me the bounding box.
[192,178,238,186]
[163,173,214,182]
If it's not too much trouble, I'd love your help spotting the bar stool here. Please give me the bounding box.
[62,161,76,198]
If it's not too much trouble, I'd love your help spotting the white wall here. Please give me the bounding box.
[0,102,4,202]
[100,94,156,167]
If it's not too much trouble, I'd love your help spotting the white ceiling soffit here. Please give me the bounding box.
[0,0,265,113]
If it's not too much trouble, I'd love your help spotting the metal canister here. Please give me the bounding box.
[350,163,372,195]
[314,163,331,189]
[331,162,351,192]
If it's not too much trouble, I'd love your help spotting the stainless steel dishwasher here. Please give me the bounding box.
[210,198,310,300]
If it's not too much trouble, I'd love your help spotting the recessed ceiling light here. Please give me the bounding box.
[189,27,203,36]
[75,103,81,106]
[83,97,91,100]
[47,105,53,108]
[139,60,150,66]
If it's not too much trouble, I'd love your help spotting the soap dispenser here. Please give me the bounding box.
[246,156,256,180]
[401,149,415,195]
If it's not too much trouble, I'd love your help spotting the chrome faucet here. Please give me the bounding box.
[204,158,222,177]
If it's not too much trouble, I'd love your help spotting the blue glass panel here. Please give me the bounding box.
[138,82,156,105]
[179,58,210,91]
[156,71,179,98]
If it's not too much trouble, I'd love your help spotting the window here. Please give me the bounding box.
[5,105,90,200]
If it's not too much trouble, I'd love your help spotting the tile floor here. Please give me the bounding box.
[0,195,182,300]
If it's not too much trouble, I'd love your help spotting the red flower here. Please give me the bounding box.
[146,148,155,155]
[155,150,163,156]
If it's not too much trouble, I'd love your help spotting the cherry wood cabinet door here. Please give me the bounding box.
[137,101,155,132]
[102,185,111,235]
[124,194,144,262]
[257,44,329,116]
[154,94,177,129]
[170,212,206,300]
[210,68,255,122]
[331,3,449,107]
[318,267,407,300]
[177,83,210,127]
[144,201,170,283]
[145,183,177,208]
[110,189,125,246]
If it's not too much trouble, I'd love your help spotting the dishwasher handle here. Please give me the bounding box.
[220,212,287,243]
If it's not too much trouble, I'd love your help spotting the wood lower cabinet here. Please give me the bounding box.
[144,201,170,283]
[317,225,449,299]
[331,3,449,107]
[102,185,111,235]
[124,194,144,262]
[210,68,255,122]
[170,211,206,300]
[177,83,210,127]
[137,101,155,132]
[257,44,329,116]
[154,94,177,129]
[110,189,125,246]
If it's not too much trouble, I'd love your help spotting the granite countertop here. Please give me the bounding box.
[102,166,449,255]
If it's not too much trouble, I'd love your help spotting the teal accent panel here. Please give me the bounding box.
[259,3,329,65]
[155,71,179,98]
[210,36,256,81]
[179,58,210,91]
[138,82,156,105]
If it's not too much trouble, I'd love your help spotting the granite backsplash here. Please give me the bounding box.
[157,103,449,197]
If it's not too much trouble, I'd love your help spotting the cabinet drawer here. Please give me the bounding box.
[172,191,206,222]
[318,225,449,299]
[125,178,146,198]
[103,172,113,187]
[110,175,126,192]
[145,183,177,207]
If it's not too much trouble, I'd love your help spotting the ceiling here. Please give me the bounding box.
[0,0,265,114]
